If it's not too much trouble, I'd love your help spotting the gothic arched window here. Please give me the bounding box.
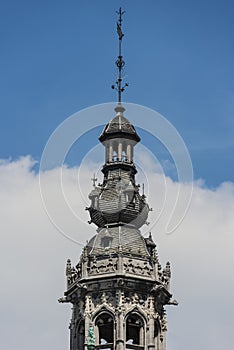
[126,313,144,349]
[95,312,114,349]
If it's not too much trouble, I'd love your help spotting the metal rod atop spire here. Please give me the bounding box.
[111,8,128,103]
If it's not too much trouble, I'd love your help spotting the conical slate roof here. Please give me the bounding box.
[99,104,140,142]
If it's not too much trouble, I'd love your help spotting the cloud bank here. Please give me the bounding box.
[0,156,234,350]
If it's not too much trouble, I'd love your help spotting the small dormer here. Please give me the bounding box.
[100,228,113,249]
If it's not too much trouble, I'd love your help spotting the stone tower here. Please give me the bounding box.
[59,8,177,350]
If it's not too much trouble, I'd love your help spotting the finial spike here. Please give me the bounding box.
[112,8,128,103]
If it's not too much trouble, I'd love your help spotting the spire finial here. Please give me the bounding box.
[111,8,128,103]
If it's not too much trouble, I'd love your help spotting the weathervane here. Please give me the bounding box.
[111,8,128,103]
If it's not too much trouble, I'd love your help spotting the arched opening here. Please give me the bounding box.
[95,312,114,349]
[77,319,85,350]
[122,150,127,162]
[126,313,144,349]
[112,150,118,162]
[121,142,127,162]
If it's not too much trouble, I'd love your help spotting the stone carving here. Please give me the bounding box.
[161,313,167,332]
[87,325,95,347]
[66,259,82,287]
[88,255,118,276]
[123,257,153,276]
[105,257,116,272]
[92,291,116,310]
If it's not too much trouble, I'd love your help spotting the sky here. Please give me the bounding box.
[1,0,234,185]
[0,1,234,350]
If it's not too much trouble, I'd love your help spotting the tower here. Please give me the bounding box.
[59,9,177,350]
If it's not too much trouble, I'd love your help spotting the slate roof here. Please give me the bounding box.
[87,225,149,257]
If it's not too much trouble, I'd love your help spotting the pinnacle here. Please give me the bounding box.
[114,103,125,114]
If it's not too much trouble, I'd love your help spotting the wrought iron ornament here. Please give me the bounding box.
[111,8,128,102]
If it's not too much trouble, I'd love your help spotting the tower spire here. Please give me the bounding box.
[61,10,177,350]
[111,7,128,103]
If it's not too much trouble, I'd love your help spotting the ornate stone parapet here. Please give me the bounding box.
[88,255,118,276]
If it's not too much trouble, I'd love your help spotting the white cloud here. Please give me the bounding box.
[0,156,234,350]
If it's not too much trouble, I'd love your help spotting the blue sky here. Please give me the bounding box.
[1,0,234,186]
[1,2,234,350]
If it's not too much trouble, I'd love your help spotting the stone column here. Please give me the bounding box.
[159,332,166,350]
[116,310,124,350]
[69,308,75,350]
[84,313,90,350]
[82,247,88,278]
[109,142,113,162]
[116,289,125,350]
[105,144,109,163]
[126,144,131,162]
[163,333,166,350]
[153,251,158,280]
[147,317,155,350]
[118,142,122,161]
[117,245,123,274]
